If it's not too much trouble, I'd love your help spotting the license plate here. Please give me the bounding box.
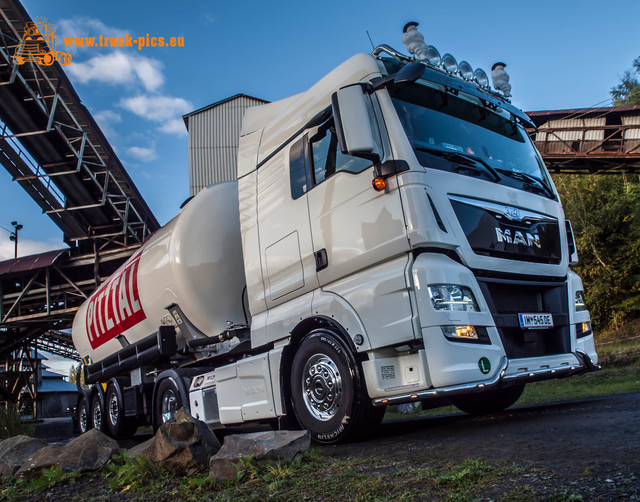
[518,313,554,329]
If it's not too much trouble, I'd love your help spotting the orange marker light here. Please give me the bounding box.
[372,177,386,191]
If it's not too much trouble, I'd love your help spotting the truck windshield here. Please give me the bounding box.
[389,83,554,199]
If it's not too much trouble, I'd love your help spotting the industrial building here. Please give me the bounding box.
[183,94,268,195]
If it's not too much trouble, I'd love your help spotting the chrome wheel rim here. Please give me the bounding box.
[108,393,119,427]
[161,389,177,424]
[79,403,88,432]
[301,353,342,421]
[93,401,102,430]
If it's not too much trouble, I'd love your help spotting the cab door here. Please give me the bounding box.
[306,118,408,287]
[256,138,318,309]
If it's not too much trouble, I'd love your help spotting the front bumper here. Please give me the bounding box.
[371,350,600,407]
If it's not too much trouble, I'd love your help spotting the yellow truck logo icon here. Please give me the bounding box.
[13,18,72,66]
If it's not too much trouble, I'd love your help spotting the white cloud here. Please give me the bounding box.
[119,95,192,136]
[66,51,164,92]
[94,109,121,124]
[159,118,187,135]
[127,145,158,162]
[119,95,192,122]
[0,238,67,261]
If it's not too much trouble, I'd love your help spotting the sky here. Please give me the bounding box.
[1,0,639,260]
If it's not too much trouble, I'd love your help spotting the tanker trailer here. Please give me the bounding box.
[73,181,248,437]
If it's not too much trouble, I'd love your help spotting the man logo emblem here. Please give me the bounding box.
[503,206,521,220]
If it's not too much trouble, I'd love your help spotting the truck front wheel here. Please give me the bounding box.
[290,331,383,444]
[450,384,525,415]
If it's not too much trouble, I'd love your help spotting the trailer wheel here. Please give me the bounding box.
[450,384,525,415]
[290,330,383,444]
[155,378,182,428]
[77,397,91,434]
[91,393,107,432]
[106,384,138,438]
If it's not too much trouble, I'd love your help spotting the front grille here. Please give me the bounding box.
[450,196,561,264]
[477,276,570,358]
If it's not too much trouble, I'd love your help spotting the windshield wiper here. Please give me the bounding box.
[415,146,501,182]
[495,168,555,198]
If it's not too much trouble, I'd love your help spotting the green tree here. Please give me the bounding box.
[554,175,640,330]
[68,365,76,384]
[611,56,640,105]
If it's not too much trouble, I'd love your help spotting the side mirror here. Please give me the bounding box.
[331,85,380,163]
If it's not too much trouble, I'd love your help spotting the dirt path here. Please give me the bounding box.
[331,392,640,498]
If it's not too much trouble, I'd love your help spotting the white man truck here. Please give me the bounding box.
[72,39,599,444]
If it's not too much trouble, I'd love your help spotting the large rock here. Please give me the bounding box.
[0,435,48,478]
[15,428,119,478]
[209,430,310,482]
[127,408,221,474]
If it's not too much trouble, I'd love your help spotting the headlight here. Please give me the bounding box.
[458,61,473,81]
[428,285,479,312]
[575,291,587,311]
[425,45,441,66]
[441,53,458,74]
[473,68,489,88]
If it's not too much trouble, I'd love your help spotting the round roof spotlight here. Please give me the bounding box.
[425,45,441,66]
[458,61,473,81]
[473,68,490,88]
[441,53,458,74]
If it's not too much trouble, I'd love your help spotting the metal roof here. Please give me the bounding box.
[527,105,640,124]
[183,93,268,128]
[0,249,67,276]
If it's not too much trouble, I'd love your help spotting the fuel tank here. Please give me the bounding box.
[72,181,246,364]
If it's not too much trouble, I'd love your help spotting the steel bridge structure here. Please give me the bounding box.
[0,0,159,413]
[527,105,640,174]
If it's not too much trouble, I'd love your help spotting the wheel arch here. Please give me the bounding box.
[151,369,191,431]
[279,316,362,420]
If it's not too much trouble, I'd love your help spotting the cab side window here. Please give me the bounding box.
[311,123,372,185]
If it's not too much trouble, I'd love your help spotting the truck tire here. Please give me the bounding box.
[77,397,91,434]
[290,330,383,444]
[450,384,525,415]
[155,378,182,428]
[91,393,107,432]
[106,383,138,438]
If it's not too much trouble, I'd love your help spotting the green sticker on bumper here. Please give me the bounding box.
[478,357,491,374]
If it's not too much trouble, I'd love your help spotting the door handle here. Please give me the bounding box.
[314,248,328,272]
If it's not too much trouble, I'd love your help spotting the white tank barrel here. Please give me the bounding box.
[72,181,246,364]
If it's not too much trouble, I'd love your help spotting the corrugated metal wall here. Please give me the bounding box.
[188,96,265,195]
[623,114,640,139]
[535,117,606,142]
